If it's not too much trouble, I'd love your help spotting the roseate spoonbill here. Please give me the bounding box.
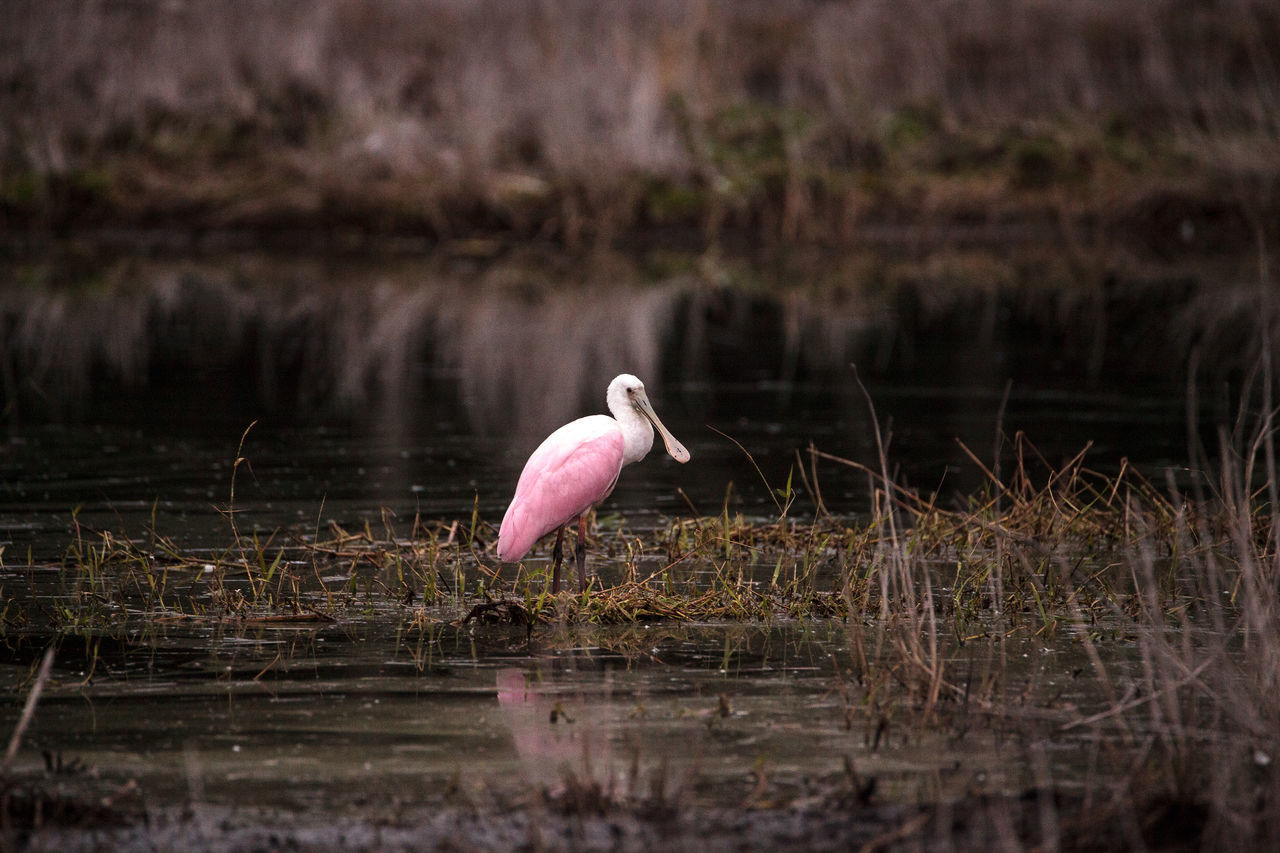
[497,373,690,593]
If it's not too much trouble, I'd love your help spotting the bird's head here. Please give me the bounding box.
[608,374,690,464]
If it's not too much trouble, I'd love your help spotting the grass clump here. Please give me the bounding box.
[0,431,1254,641]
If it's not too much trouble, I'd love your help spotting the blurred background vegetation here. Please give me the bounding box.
[2,0,1277,256]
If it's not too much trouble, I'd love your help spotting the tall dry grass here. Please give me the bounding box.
[3,0,1278,242]
[836,361,1280,848]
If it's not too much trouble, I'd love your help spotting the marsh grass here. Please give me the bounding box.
[3,419,1279,848]
[5,355,1279,851]
[0,429,1244,639]
[4,1,1277,250]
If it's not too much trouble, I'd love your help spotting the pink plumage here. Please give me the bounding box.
[497,415,624,562]
[495,374,691,593]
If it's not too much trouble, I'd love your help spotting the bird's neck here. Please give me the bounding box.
[606,381,656,465]
[617,409,655,466]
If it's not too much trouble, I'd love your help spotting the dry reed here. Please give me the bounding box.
[3,1,1277,247]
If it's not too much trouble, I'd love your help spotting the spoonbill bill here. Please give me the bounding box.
[497,373,690,592]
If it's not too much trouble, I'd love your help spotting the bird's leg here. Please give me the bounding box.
[576,514,589,593]
[551,525,565,594]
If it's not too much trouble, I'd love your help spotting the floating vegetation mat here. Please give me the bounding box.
[0,436,1267,636]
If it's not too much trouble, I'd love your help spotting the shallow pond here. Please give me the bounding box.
[2,248,1220,557]
[2,614,1145,818]
[0,247,1248,844]
[1,377,1195,560]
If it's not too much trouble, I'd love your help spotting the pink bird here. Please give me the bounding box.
[497,373,691,593]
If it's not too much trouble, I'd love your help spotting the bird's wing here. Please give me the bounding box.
[497,416,624,562]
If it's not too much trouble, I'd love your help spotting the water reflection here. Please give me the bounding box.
[2,247,1239,440]
[0,247,1236,561]
[0,616,1181,816]
[495,667,618,795]
[3,254,700,439]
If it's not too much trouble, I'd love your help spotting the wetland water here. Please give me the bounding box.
[1,250,1204,555]
[0,248,1252,848]
[2,617,1145,845]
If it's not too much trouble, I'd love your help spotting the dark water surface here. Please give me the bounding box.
[0,378,1194,559]
[0,247,1239,836]
[0,615,1145,817]
[2,247,1223,561]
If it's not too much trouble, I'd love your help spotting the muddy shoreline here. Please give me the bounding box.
[4,777,1200,853]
